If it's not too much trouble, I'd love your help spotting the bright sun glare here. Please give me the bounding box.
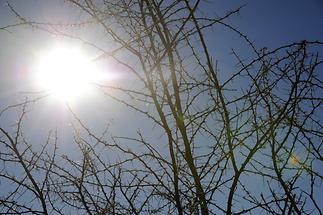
[34,45,102,101]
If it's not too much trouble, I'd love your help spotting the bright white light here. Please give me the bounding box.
[34,45,102,101]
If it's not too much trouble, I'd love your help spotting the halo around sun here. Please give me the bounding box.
[33,45,102,102]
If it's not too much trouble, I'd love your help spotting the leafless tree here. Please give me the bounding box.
[1,0,322,214]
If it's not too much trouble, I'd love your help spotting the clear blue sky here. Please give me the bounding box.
[0,0,322,174]
[1,0,322,102]
[0,0,322,213]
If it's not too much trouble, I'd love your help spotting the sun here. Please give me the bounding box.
[34,45,101,101]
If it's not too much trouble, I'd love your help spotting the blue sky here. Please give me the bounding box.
[218,0,323,44]
[0,0,322,213]
[1,0,322,104]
